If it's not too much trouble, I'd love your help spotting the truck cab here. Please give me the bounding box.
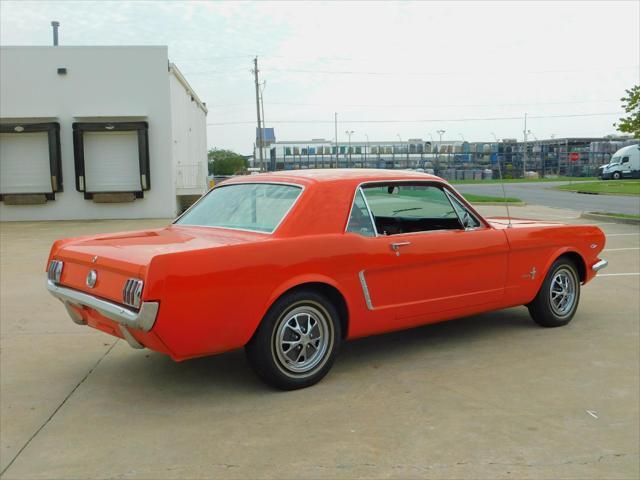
[600,144,640,180]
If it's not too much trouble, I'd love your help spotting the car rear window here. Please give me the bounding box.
[175,183,302,233]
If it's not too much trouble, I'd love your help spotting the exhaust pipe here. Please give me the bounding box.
[51,21,60,46]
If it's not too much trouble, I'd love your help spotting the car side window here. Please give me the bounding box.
[446,191,482,229]
[362,183,462,235]
[346,189,376,237]
[621,156,629,164]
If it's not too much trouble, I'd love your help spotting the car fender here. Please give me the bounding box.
[540,246,586,284]
[259,273,350,325]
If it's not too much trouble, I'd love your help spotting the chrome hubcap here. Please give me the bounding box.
[274,305,330,374]
[550,268,576,317]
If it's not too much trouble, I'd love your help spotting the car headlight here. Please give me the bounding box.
[123,278,144,309]
[47,260,64,283]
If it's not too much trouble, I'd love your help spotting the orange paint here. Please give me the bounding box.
[47,170,606,361]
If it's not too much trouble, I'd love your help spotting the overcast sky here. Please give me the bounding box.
[1,0,638,154]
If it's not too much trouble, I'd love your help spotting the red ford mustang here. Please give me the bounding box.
[47,170,608,389]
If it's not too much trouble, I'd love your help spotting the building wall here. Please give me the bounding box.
[0,46,176,221]
[169,69,208,197]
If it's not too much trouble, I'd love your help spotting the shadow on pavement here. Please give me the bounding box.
[100,306,535,395]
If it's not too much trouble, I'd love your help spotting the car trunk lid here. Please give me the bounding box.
[53,226,268,303]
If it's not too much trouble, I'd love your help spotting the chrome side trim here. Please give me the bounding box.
[358,270,374,310]
[592,259,608,272]
[47,279,159,332]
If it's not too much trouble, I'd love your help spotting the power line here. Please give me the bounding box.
[268,65,639,76]
[206,111,623,126]
[207,99,620,109]
[186,65,638,77]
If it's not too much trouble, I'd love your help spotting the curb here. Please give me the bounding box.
[471,201,527,207]
[581,212,640,225]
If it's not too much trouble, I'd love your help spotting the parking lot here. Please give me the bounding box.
[1,205,638,479]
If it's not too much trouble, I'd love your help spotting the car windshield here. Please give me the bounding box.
[610,156,621,165]
[175,183,302,233]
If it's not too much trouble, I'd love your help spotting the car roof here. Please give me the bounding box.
[223,169,444,186]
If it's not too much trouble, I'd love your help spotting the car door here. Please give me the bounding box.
[347,182,509,323]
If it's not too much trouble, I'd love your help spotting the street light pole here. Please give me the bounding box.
[334,112,338,169]
[436,129,445,170]
[365,133,370,166]
[522,113,528,178]
[345,130,354,167]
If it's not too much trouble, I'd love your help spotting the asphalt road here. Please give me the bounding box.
[1,207,638,479]
[455,181,640,215]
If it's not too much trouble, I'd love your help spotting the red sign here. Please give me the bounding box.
[569,152,580,162]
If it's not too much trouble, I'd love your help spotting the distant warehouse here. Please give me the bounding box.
[0,46,208,221]
[253,131,638,179]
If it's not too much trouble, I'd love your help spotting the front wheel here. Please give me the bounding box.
[245,290,341,390]
[612,171,622,180]
[528,258,581,327]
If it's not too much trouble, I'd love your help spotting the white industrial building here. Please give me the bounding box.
[0,45,208,221]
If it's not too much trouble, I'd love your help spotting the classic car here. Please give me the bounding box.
[47,169,608,390]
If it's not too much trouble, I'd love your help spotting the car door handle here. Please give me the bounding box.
[390,241,411,255]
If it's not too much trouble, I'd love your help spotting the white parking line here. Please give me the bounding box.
[603,247,640,252]
[596,273,640,277]
[605,233,640,237]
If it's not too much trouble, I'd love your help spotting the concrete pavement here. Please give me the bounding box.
[1,208,638,479]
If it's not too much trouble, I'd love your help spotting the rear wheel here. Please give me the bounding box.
[528,258,581,327]
[246,289,341,390]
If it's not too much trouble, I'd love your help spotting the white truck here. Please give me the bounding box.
[600,144,640,180]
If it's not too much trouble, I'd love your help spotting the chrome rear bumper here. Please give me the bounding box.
[46,279,159,333]
[592,259,608,272]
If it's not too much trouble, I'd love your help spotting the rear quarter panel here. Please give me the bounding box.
[144,234,371,360]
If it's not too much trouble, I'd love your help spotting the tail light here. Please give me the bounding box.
[47,260,64,283]
[123,278,143,309]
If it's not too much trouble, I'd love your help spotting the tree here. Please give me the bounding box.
[208,148,248,175]
[615,85,640,138]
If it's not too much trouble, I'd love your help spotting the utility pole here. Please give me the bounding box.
[260,81,267,171]
[522,112,528,178]
[252,57,263,171]
[334,112,338,169]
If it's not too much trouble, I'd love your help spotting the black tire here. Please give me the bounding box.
[612,171,622,180]
[245,289,341,390]
[528,257,581,327]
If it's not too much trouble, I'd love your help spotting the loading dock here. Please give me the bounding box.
[0,122,62,204]
[72,121,150,201]
[0,46,207,220]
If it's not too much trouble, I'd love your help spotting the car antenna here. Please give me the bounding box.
[492,134,512,228]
